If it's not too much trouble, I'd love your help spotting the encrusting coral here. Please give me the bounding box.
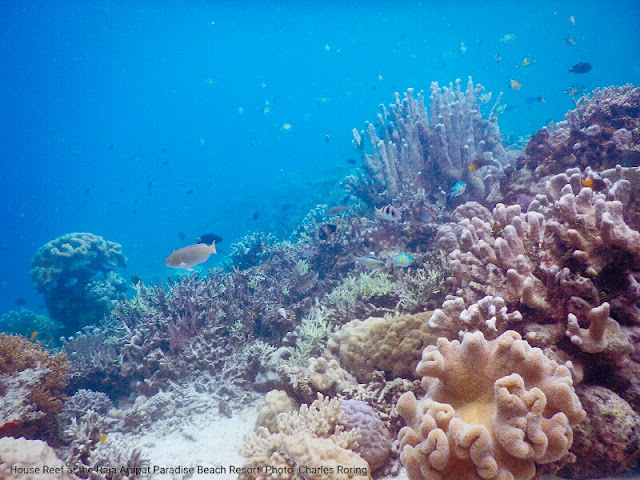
[397,330,586,480]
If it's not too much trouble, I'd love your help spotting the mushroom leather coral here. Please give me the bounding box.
[397,330,585,480]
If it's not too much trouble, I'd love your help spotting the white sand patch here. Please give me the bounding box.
[130,405,257,480]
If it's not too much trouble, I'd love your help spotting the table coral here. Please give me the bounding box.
[397,330,585,480]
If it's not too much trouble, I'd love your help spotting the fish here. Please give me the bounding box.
[460,42,467,53]
[392,253,414,267]
[178,232,186,241]
[14,297,26,306]
[478,92,492,104]
[526,97,546,103]
[569,15,575,25]
[449,181,467,198]
[131,274,142,285]
[64,277,78,288]
[510,79,521,90]
[468,157,492,172]
[375,205,401,222]
[565,36,575,46]
[581,176,607,192]
[495,53,502,63]
[164,242,217,271]
[494,104,507,115]
[569,62,592,73]
[354,255,385,269]
[100,433,108,444]
[281,123,293,132]
[346,158,357,165]
[500,33,517,42]
[564,85,585,96]
[29,331,38,341]
[196,233,223,245]
[520,57,534,67]
[319,223,337,239]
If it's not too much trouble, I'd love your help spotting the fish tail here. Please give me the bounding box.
[210,241,217,255]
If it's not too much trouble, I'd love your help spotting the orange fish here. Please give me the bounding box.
[164,242,217,271]
[29,331,38,341]
[582,176,606,191]
[100,433,108,444]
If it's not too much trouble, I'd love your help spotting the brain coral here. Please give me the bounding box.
[397,330,585,480]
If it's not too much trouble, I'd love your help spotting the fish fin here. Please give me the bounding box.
[210,241,217,255]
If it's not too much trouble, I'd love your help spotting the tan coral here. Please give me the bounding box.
[324,312,451,382]
[255,390,299,433]
[566,302,632,356]
[397,330,585,480]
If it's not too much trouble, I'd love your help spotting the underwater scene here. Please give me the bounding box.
[1,1,640,479]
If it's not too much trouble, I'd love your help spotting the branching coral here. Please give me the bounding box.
[347,76,506,205]
[397,330,586,480]
[0,333,70,438]
[239,394,370,480]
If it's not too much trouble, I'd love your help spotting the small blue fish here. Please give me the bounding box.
[449,181,467,198]
[354,255,385,269]
[392,253,414,267]
[64,277,78,288]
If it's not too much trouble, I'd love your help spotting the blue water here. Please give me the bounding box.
[1,0,639,315]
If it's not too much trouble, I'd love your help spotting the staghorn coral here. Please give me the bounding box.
[397,330,586,480]
[30,232,127,333]
[347,77,507,205]
[324,312,451,382]
[0,333,69,439]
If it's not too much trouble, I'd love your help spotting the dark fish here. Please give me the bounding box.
[324,134,331,143]
[196,233,223,245]
[107,144,115,150]
[569,62,592,73]
[186,189,194,195]
[319,223,337,239]
[178,232,186,241]
[252,211,260,220]
[14,297,27,306]
[162,160,170,166]
[131,274,142,284]
[347,158,357,165]
[280,203,292,211]
[293,271,319,294]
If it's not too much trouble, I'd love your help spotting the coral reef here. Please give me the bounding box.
[558,385,640,478]
[30,233,128,334]
[0,437,79,480]
[0,333,70,439]
[239,395,370,480]
[347,76,508,206]
[325,312,450,382]
[523,85,640,176]
[0,309,61,343]
[397,330,585,480]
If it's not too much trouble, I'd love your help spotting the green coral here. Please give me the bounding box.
[325,272,395,310]
[287,306,336,367]
[397,250,449,312]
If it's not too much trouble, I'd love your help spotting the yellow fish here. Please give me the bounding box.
[164,243,217,271]
[281,123,293,132]
[100,433,107,444]
[29,331,38,341]
[478,92,492,104]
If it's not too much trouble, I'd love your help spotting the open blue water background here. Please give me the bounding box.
[1,0,639,316]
